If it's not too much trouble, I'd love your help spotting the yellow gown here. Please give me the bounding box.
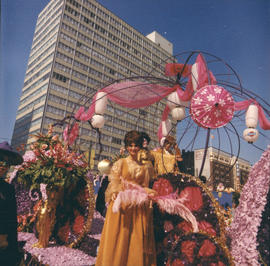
[95,156,156,266]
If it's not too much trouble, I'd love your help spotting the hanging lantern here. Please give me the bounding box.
[95,92,108,115]
[98,159,112,175]
[167,91,189,110]
[162,119,172,136]
[191,63,199,92]
[245,104,258,128]
[171,107,185,121]
[91,114,105,128]
[243,128,259,143]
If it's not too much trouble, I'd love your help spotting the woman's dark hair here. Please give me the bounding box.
[124,130,144,148]
[140,132,151,144]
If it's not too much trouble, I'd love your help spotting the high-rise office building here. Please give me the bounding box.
[12,0,175,164]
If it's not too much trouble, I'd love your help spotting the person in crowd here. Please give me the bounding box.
[95,130,157,266]
[151,135,182,176]
[0,141,23,265]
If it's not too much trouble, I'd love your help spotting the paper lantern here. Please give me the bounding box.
[162,119,172,136]
[191,63,199,91]
[91,114,105,128]
[245,104,258,128]
[243,128,259,143]
[167,91,189,110]
[171,107,185,121]
[98,159,112,175]
[95,92,108,115]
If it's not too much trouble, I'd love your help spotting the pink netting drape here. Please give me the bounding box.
[63,53,269,146]
[193,54,217,90]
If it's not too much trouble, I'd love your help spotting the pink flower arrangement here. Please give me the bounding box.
[227,146,270,265]
[15,128,88,190]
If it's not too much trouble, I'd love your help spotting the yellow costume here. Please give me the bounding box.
[96,156,156,266]
[151,149,177,176]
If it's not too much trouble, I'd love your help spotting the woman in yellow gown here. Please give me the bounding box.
[95,131,157,266]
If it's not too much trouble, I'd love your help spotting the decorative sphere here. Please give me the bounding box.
[97,159,112,175]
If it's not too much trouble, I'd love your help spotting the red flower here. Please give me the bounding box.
[181,240,196,263]
[57,222,70,243]
[177,221,193,233]
[153,178,173,196]
[198,220,216,237]
[171,258,185,266]
[210,262,225,266]
[164,220,174,232]
[73,215,84,234]
[179,186,203,211]
[198,239,216,257]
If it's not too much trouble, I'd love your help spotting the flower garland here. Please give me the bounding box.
[227,145,270,265]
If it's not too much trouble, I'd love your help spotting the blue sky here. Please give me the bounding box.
[1,0,269,164]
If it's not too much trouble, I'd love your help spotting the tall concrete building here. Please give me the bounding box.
[12,0,175,164]
[194,147,251,191]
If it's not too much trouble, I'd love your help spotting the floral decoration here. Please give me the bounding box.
[15,126,88,191]
[227,145,270,265]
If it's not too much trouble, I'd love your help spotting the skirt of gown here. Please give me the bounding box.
[95,201,156,266]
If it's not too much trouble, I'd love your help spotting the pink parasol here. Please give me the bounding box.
[190,85,234,128]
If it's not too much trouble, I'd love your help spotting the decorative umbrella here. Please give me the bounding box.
[190,85,234,128]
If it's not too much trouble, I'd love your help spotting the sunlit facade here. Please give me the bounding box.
[11,0,176,166]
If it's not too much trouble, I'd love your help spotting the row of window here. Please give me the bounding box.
[17,95,46,116]
[27,43,56,73]
[35,0,62,40]
[63,9,168,63]
[28,33,57,65]
[25,53,54,81]
[21,73,50,99]
[20,83,48,107]
[31,18,60,57]
[24,62,52,88]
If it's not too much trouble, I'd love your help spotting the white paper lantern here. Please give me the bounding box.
[243,128,259,143]
[95,92,108,115]
[167,91,189,110]
[245,104,258,128]
[191,63,199,92]
[98,159,112,175]
[171,107,185,121]
[162,119,172,136]
[91,114,105,128]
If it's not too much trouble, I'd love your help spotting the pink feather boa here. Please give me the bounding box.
[112,180,198,232]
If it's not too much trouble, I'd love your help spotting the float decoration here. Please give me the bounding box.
[13,126,95,248]
[190,85,235,129]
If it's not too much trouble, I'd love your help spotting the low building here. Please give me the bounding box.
[194,147,251,191]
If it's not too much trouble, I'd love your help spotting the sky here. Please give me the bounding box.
[1,0,269,164]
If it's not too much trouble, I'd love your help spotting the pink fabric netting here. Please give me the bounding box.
[103,81,174,108]
[193,54,217,90]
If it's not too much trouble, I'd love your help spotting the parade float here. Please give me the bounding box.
[11,51,270,265]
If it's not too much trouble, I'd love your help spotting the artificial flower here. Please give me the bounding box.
[181,240,196,263]
[198,239,216,257]
[153,178,173,196]
[179,186,203,211]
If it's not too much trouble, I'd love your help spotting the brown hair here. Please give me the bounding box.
[164,135,176,146]
[124,130,143,148]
